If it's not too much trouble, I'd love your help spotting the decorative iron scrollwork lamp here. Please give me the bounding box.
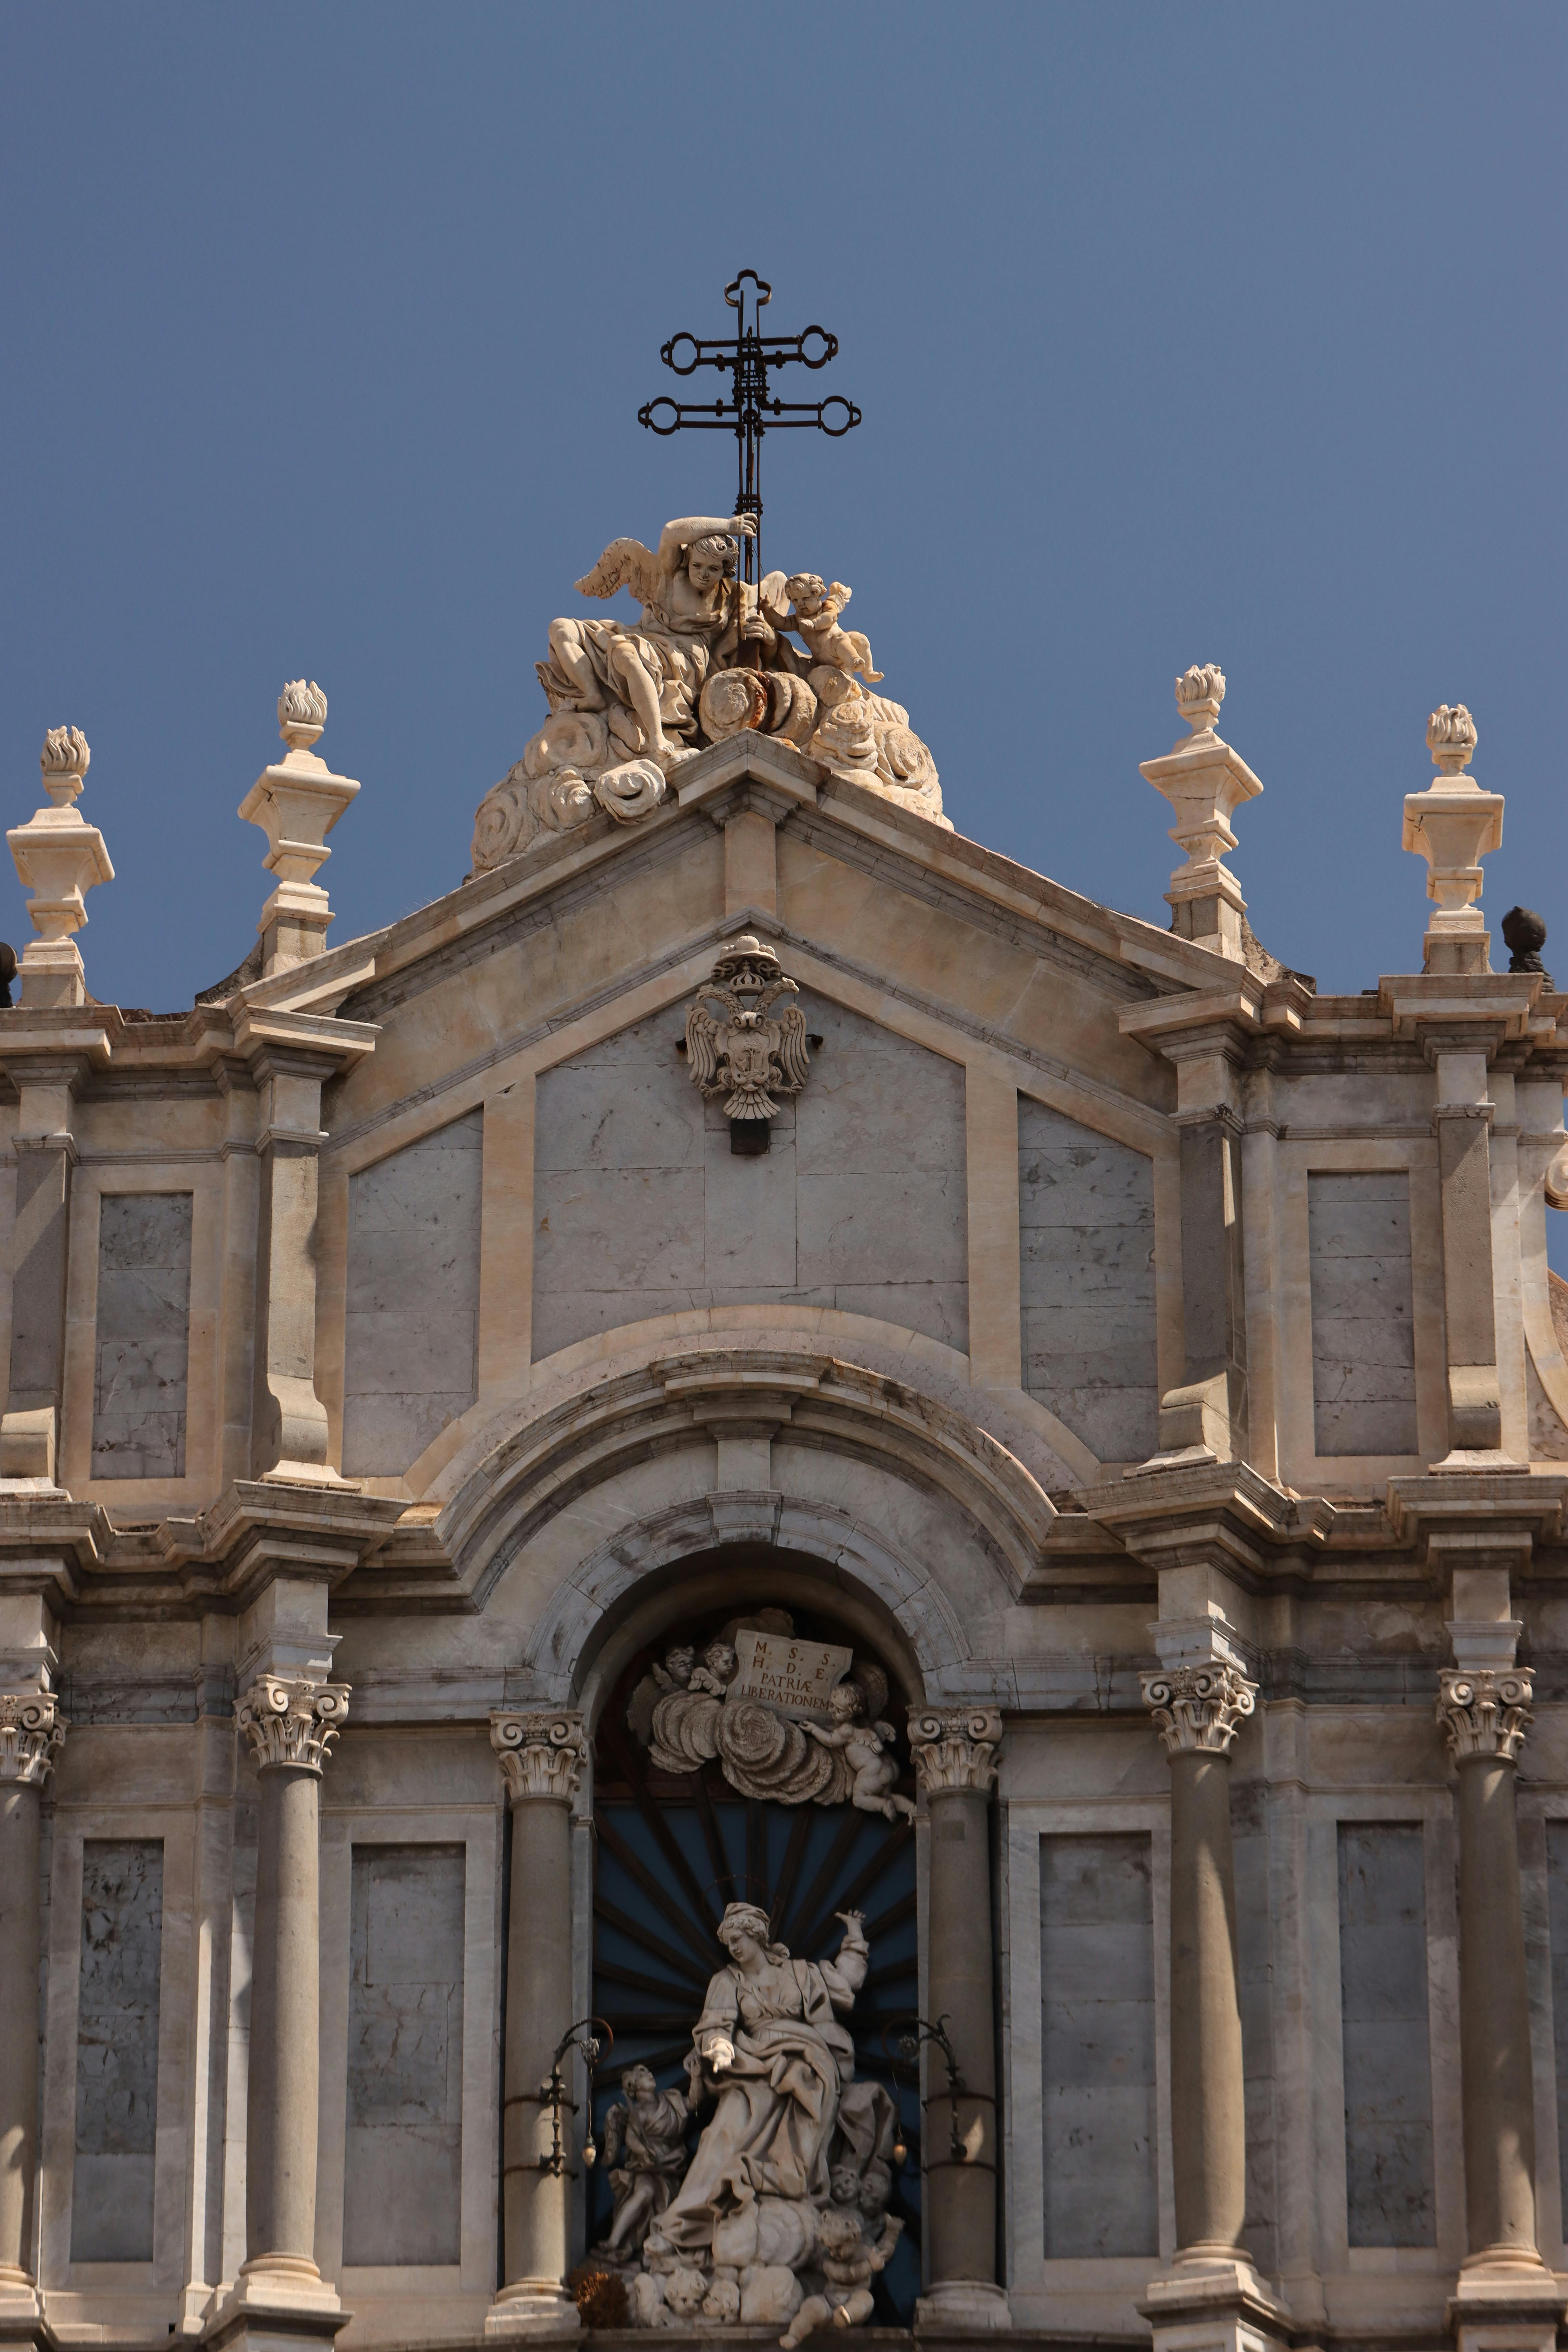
[882,2012,967,2167]
[538,2016,612,2178]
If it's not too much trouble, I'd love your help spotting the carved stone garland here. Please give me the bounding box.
[1140,1664,1257,1756]
[0,1691,66,1785]
[236,1675,351,1774]
[1436,1667,1534,1763]
[490,1710,587,1802]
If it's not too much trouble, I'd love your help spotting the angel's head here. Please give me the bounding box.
[828,1682,864,1724]
[685,535,737,592]
[785,571,830,617]
[621,2063,657,2104]
[703,1640,737,1683]
[663,1643,694,1685]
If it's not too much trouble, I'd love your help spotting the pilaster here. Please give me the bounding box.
[0,1052,94,1488]
[0,1688,63,2341]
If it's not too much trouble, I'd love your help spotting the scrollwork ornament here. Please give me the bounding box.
[236,1675,351,1774]
[1140,1664,1257,1756]
[1436,1667,1534,1763]
[490,1710,586,1803]
[0,1691,67,1786]
[906,1705,1003,1796]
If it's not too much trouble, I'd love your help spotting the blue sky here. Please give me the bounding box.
[1,5,1562,1007]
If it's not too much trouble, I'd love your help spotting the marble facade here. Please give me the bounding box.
[1,659,1567,2352]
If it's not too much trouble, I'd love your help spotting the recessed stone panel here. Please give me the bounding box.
[90,1194,192,1481]
[1039,1830,1157,2258]
[1337,1820,1436,2247]
[343,1843,466,2268]
[1309,1173,1418,1456]
[1018,1099,1157,1462]
[343,1111,483,1476]
[532,992,969,1359]
[71,1839,164,2263]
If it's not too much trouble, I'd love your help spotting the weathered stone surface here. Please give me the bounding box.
[343,1110,483,1475]
[1039,1831,1157,2258]
[1309,1172,1419,1456]
[90,1193,192,1480]
[343,1843,465,2267]
[1018,1098,1156,1461]
[1337,1821,1436,2248]
[532,991,969,1359]
[71,1838,163,2262]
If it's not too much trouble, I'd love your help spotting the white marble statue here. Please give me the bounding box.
[470,517,946,871]
[630,1901,891,2332]
[596,2065,694,2261]
[804,1685,916,1823]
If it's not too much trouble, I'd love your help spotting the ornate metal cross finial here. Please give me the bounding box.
[639,269,861,604]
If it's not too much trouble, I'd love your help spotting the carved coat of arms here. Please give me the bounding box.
[684,935,810,1150]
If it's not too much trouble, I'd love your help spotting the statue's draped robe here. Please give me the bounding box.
[659,1947,864,2254]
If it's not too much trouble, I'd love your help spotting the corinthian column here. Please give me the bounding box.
[1138,1662,1287,2352]
[1438,1664,1565,2350]
[486,1713,587,2344]
[208,1675,349,2351]
[0,1695,65,2335]
[908,1705,1009,2332]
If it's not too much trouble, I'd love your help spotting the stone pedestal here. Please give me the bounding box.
[204,1676,350,2352]
[486,1713,587,2343]
[1437,1652,1566,2352]
[0,1695,64,2349]
[1139,1663,1289,2352]
[907,1707,1009,2334]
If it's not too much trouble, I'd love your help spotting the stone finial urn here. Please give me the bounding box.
[5,726,115,1007]
[1401,702,1503,974]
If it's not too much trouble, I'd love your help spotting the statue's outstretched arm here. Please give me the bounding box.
[656,515,756,566]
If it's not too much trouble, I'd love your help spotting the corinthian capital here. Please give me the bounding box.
[1141,1663,1256,1756]
[907,1705,1002,1797]
[0,1691,67,1785]
[490,1710,586,1803]
[1436,1667,1533,1763]
[236,1674,350,1774]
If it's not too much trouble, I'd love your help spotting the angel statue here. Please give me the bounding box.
[684,936,810,1135]
[539,514,756,769]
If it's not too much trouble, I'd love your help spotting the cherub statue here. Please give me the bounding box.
[650,1644,694,1695]
[782,575,882,684]
[804,1684,915,1822]
[596,2064,694,2261]
[539,516,756,768]
[778,2208,904,2347]
[690,1639,738,1698]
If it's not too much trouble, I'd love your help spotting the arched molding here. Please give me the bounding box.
[423,1329,1062,1618]
[529,1496,967,1715]
[390,1305,1098,1506]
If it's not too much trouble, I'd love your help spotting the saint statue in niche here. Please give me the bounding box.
[629,1901,900,2333]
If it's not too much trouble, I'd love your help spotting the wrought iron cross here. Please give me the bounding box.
[638,269,861,599]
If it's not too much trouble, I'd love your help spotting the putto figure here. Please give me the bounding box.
[805,1685,916,1823]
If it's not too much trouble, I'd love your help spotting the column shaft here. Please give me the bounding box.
[502,1798,574,2291]
[1168,1748,1247,2256]
[246,1767,322,2265]
[923,1784,998,2287]
[1457,1750,1537,2259]
[0,1787,41,2282]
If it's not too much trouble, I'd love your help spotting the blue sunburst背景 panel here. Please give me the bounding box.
[590,1795,921,2321]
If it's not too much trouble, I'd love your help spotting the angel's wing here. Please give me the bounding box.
[685,1002,722,1092]
[775,1003,810,1094]
[575,537,657,603]
[600,2101,627,2170]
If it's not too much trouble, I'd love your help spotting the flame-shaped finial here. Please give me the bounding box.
[1174,664,1226,736]
[1426,703,1477,778]
[278,679,328,753]
[40,725,91,806]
